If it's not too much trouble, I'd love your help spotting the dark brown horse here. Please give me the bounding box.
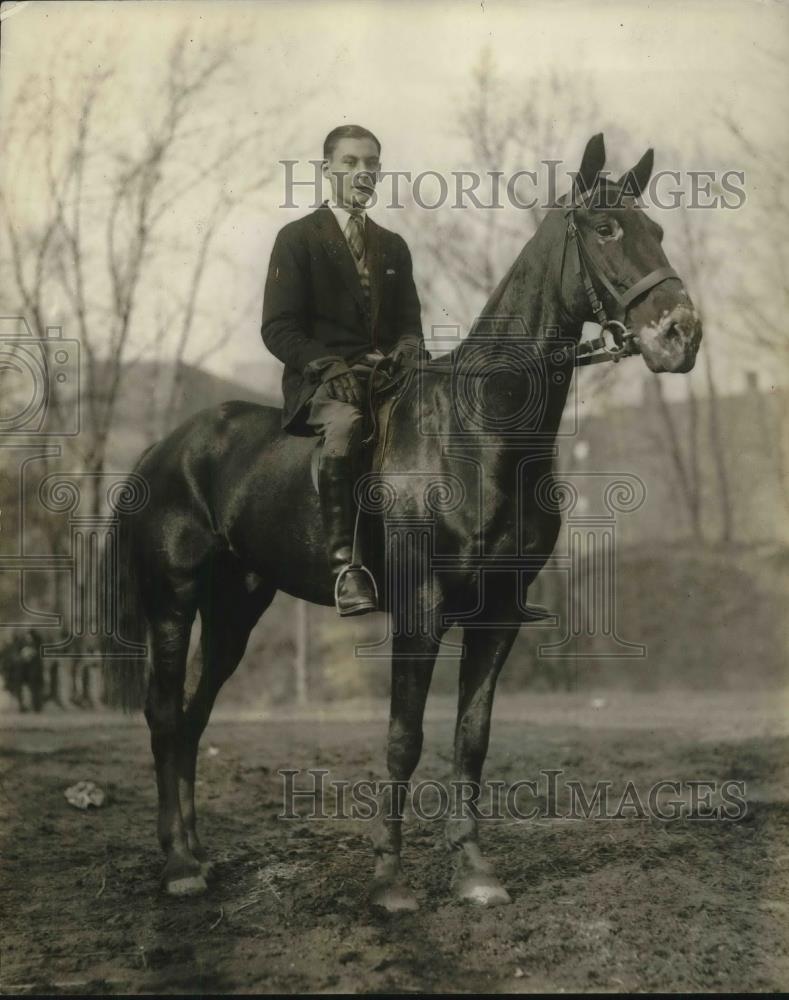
[104,134,701,908]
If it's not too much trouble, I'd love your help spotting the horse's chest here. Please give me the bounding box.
[437,489,518,560]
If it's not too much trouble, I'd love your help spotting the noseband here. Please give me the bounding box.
[561,202,679,361]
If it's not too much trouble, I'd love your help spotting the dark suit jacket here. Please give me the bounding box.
[261,204,424,432]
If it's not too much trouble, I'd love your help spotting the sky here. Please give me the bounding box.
[1,0,787,402]
[2,0,777,158]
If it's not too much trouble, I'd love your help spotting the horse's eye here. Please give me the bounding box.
[595,224,614,238]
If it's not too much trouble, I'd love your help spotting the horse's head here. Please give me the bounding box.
[557,133,702,373]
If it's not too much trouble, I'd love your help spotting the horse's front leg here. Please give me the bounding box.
[447,624,519,906]
[369,627,442,912]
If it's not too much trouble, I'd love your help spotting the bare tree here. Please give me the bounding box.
[0,31,291,518]
[643,374,703,540]
[674,209,734,542]
[719,43,789,369]
[0,30,298,663]
[402,47,616,410]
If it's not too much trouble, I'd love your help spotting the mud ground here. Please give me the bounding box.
[1,690,788,994]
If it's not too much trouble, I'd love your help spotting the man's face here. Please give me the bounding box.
[322,137,381,210]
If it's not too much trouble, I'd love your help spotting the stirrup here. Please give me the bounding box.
[334,561,379,609]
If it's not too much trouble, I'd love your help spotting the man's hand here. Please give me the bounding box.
[389,336,428,365]
[321,360,363,406]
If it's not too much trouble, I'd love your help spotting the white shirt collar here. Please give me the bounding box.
[328,201,367,231]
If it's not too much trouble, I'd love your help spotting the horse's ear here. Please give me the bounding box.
[618,148,654,198]
[575,133,606,196]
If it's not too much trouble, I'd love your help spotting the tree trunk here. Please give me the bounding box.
[653,377,703,541]
[294,599,309,706]
[700,340,733,543]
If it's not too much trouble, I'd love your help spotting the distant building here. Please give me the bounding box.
[557,372,788,545]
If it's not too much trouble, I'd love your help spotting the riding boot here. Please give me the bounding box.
[318,455,378,617]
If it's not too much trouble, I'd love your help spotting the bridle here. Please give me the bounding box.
[351,197,682,577]
[354,192,683,540]
[559,199,679,365]
[392,196,680,378]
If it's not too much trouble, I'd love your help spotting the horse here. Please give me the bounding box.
[103,134,702,907]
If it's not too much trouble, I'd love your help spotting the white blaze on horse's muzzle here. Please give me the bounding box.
[635,304,702,373]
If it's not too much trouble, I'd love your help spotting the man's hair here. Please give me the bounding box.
[323,125,382,161]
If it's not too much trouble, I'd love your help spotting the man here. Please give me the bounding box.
[1,629,45,712]
[261,124,426,616]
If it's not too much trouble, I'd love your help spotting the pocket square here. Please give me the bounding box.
[385,268,396,275]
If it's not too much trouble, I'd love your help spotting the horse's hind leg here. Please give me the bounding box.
[370,627,443,912]
[178,561,275,876]
[144,578,203,896]
[447,624,519,906]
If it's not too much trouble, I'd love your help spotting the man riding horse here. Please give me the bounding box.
[261,124,427,617]
[106,132,702,902]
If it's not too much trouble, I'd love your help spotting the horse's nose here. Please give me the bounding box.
[669,306,701,339]
[668,306,702,368]
[637,305,702,373]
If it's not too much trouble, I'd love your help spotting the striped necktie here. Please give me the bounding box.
[345,212,366,261]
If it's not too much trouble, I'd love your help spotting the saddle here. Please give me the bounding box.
[309,359,414,493]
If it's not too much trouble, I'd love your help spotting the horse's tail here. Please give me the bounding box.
[101,463,153,713]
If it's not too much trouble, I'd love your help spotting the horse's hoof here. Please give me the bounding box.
[165,872,208,896]
[187,839,213,878]
[370,881,419,912]
[162,853,208,897]
[455,873,512,906]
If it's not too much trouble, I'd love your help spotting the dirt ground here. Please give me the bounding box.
[1,689,789,994]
